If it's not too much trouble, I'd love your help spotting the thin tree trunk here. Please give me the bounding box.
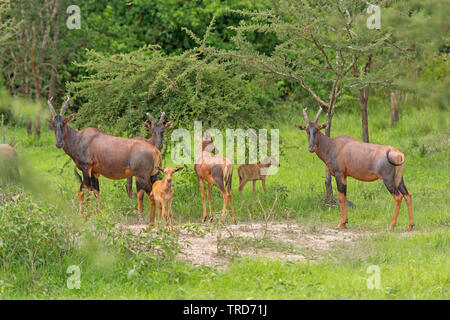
[1,119,6,144]
[48,0,59,100]
[353,55,371,143]
[390,91,399,126]
[31,21,41,137]
[33,114,40,137]
[324,101,336,202]
[325,168,333,201]
[27,120,32,136]
[359,86,370,143]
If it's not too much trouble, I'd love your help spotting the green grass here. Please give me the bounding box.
[1,103,449,299]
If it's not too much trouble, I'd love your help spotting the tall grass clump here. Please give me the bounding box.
[0,185,76,295]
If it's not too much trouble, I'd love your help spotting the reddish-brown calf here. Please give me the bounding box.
[150,166,183,231]
[237,155,280,195]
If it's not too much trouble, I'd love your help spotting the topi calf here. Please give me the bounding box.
[126,111,174,199]
[237,155,280,195]
[150,166,184,231]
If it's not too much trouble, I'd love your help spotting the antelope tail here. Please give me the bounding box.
[386,149,404,166]
[224,164,233,190]
[386,149,405,187]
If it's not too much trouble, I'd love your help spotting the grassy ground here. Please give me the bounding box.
[1,103,449,299]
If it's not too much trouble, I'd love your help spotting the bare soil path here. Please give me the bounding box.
[124,221,372,268]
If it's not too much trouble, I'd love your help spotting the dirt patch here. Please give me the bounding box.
[123,221,370,268]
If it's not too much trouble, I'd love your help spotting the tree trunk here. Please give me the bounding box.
[359,86,370,143]
[324,106,335,201]
[27,120,32,136]
[390,91,399,126]
[34,114,41,137]
[353,55,371,143]
[325,168,333,201]
[48,0,59,101]
[31,21,42,137]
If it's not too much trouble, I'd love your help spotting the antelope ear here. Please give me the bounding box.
[174,167,184,173]
[295,124,306,131]
[157,167,164,174]
[164,120,174,130]
[65,113,77,123]
[194,135,202,142]
[142,121,153,131]
[318,123,328,130]
[47,118,55,128]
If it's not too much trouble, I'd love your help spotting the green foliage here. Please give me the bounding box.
[0,0,271,111]
[74,0,268,55]
[92,214,182,275]
[68,45,270,135]
[0,186,76,288]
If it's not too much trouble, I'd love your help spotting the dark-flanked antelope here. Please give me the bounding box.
[194,133,236,223]
[47,96,161,220]
[295,108,414,230]
[237,155,280,195]
[125,112,174,198]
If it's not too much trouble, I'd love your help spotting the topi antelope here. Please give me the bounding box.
[295,107,414,230]
[194,133,236,223]
[150,166,184,231]
[47,96,161,220]
[237,155,280,195]
[125,111,174,199]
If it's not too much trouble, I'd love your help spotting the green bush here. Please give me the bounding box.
[0,186,76,289]
[68,46,275,136]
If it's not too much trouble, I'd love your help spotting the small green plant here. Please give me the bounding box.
[90,216,183,276]
[419,144,427,157]
[21,134,43,147]
[272,183,289,201]
[409,138,419,150]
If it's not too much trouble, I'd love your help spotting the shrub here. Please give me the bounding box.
[68,45,274,136]
[0,186,76,289]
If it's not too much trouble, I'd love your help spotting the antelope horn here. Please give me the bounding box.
[60,96,70,116]
[47,97,57,118]
[313,107,323,124]
[159,111,166,123]
[146,112,156,124]
[302,108,310,124]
